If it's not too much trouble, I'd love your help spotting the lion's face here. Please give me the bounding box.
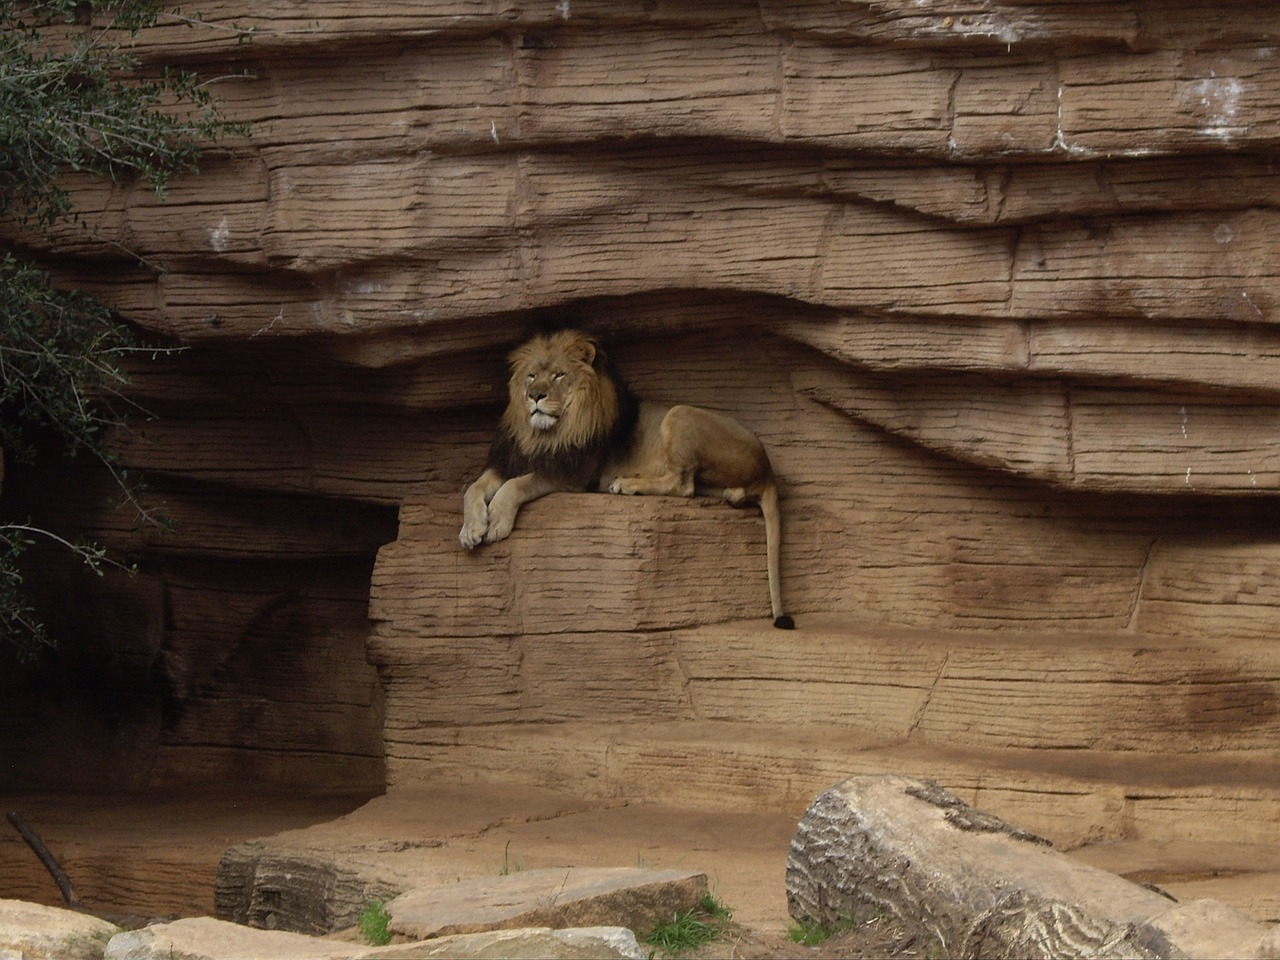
[502,330,619,455]
[518,353,586,433]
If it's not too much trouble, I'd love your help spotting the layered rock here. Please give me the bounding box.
[2,0,1280,916]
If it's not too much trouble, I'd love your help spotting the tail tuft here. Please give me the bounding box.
[773,614,795,630]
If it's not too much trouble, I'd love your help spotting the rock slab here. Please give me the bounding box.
[786,775,1275,959]
[103,916,644,960]
[387,866,707,940]
[0,899,119,960]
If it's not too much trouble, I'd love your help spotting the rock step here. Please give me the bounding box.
[374,614,1280,754]
[385,719,1280,852]
[682,615,1280,752]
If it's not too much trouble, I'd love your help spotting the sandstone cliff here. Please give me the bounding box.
[3,0,1280,870]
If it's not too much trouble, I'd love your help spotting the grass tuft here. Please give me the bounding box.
[643,893,734,956]
[787,917,834,946]
[358,899,392,946]
[787,910,868,947]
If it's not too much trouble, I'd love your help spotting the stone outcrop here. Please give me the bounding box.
[786,775,1278,959]
[3,0,1280,923]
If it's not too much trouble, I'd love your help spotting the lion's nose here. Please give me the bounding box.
[529,389,546,402]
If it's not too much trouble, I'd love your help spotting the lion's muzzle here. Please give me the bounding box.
[527,396,559,431]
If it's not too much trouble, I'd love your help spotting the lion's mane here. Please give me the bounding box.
[487,329,638,485]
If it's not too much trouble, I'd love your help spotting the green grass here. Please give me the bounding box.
[643,893,734,956]
[358,900,392,946]
[787,917,834,946]
[788,912,862,947]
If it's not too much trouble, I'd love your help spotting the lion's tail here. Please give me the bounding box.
[760,481,794,629]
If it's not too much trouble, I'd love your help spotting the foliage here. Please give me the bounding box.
[0,254,132,463]
[1,0,248,228]
[0,0,245,657]
[0,523,117,653]
[357,899,393,947]
[643,893,735,957]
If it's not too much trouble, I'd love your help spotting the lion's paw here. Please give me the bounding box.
[483,514,515,543]
[459,521,487,550]
[607,478,639,495]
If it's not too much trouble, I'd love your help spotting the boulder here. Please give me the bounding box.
[103,916,644,960]
[392,926,647,959]
[0,899,119,960]
[786,775,1274,959]
[386,867,707,940]
[216,840,401,936]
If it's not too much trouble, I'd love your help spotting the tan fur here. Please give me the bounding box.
[460,330,792,628]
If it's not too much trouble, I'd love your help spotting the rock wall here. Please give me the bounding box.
[3,1,1280,834]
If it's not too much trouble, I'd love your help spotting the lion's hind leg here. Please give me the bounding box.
[699,485,751,506]
[608,470,695,497]
[608,405,721,498]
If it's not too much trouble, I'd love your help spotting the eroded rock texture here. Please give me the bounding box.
[786,776,1274,959]
[2,1,1280,845]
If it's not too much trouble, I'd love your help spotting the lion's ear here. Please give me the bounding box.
[573,338,598,367]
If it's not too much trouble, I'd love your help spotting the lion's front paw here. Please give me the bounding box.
[608,477,639,495]
[459,520,487,550]
[483,509,516,543]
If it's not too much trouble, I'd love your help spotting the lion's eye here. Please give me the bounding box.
[554,372,566,381]
[527,373,535,381]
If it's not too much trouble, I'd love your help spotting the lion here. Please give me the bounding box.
[459,329,794,629]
